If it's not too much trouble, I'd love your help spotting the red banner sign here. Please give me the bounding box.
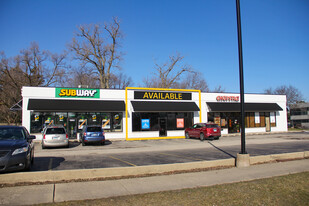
[216,96,239,102]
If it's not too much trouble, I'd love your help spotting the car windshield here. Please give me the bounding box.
[87,127,102,132]
[46,128,66,134]
[0,128,26,140]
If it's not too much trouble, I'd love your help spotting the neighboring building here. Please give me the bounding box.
[21,86,288,140]
[290,103,309,129]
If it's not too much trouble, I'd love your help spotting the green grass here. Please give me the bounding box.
[288,128,309,131]
[38,172,309,206]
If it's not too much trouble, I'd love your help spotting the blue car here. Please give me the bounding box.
[0,126,36,172]
[81,125,105,146]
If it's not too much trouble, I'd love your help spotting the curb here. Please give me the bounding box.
[0,151,308,186]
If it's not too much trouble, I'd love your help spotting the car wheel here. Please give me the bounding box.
[31,152,34,165]
[200,133,205,141]
[24,156,32,171]
[185,132,190,139]
[101,141,105,145]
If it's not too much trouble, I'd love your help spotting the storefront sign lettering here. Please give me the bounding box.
[56,88,100,98]
[134,91,191,100]
[216,96,239,102]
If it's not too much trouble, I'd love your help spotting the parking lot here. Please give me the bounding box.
[30,132,309,172]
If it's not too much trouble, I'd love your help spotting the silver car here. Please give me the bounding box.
[42,126,69,149]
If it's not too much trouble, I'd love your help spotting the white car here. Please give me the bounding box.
[42,125,69,149]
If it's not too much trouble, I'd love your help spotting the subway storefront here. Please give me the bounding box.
[22,87,287,140]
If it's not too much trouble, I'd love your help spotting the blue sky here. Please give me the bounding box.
[1,0,308,100]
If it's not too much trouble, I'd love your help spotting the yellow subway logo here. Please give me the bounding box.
[56,88,100,98]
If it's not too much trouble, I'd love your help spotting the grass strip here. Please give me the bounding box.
[37,171,309,206]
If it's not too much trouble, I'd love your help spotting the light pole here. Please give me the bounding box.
[236,0,249,167]
[236,0,246,154]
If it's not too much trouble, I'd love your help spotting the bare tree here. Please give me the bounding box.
[66,67,100,88]
[176,71,209,92]
[0,43,66,124]
[211,85,225,93]
[69,17,123,89]
[109,73,133,89]
[143,53,193,88]
[12,42,66,87]
[264,85,304,106]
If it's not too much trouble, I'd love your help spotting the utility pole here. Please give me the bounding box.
[236,0,249,167]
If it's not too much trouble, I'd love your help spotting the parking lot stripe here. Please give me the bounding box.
[159,152,205,161]
[108,155,137,166]
[48,158,53,170]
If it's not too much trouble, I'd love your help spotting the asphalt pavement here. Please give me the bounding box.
[0,131,308,205]
[0,159,308,205]
[30,131,309,171]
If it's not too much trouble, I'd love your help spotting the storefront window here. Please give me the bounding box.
[270,112,276,127]
[132,112,193,132]
[245,112,255,128]
[55,112,67,128]
[99,113,109,131]
[30,112,43,133]
[112,112,123,132]
[30,111,123,135]
[208,112,277,133]
[260,112,266,127]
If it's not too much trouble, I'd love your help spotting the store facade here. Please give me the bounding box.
[203,93,287,135]
[22,87,126,140]
[22,87,287,140]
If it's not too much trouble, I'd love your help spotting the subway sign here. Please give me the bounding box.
[134,91,191,100]
[56,88,100,98]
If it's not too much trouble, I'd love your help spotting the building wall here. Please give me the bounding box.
[202,93,287,133]
[290,103,309,128]
[22,86,127,140]
[22,86,288,140]
[125,88,201,140]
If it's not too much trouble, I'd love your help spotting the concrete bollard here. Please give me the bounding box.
[236,153,250,168]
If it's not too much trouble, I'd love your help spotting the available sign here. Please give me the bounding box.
[56,88,100,98]
[134,91,191,100]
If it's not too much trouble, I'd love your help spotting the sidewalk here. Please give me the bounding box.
[0,159,308,205]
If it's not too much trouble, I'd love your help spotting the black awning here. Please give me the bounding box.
[28,99,125,112]
[207,102,283,112]
[131,101,200,112]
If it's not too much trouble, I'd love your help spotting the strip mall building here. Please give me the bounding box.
[21,86,287,140]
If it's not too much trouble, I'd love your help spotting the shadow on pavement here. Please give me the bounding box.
[208,141,236,158]
[31,157,65,171]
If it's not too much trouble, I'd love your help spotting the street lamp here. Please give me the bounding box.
[236,0,250,167]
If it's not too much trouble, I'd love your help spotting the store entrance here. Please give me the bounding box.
[265,114,271,132]
[68,118,77,138]
[159,118,167,136]
[227,113,240,133]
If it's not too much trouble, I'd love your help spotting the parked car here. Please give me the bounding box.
[0,126,36,172]
[185,123,221,141]
[42,125,69,149]
[80,125,105,146]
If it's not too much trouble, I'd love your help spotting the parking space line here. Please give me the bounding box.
[159,152,205,161]
[108,155,137,166]
[48,158,53,170]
